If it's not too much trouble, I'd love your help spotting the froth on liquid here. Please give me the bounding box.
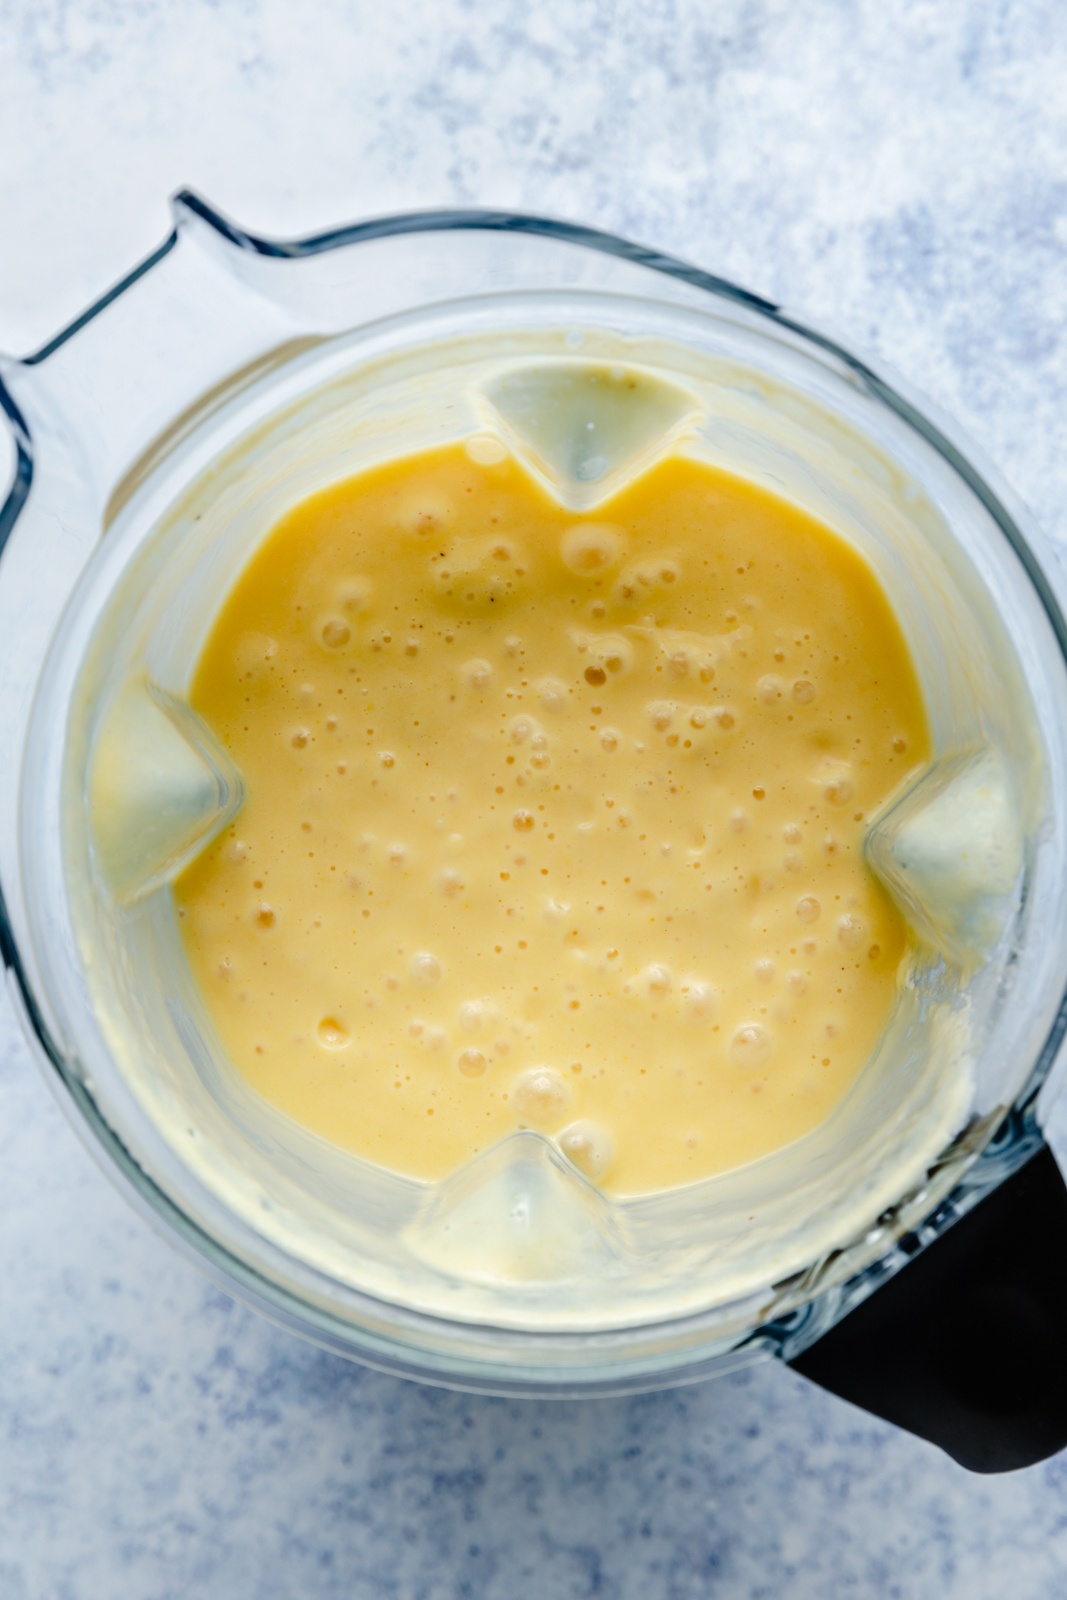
[174,441,929,1195]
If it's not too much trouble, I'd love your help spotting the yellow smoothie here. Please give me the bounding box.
[174,441,929,1195]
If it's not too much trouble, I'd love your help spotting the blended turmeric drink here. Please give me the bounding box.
[175,441,929,1195]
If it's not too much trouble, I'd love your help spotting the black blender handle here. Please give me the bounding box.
[788,1140,1067,1472]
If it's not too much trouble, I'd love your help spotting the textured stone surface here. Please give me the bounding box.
[3,1,1067,1594]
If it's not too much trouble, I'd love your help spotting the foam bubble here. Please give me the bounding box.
[461,658,494,690]
[457,1048,489,1078]
[681,978,717,1019]
[320,618,351,649]
[559,1120,614,1181]
[730,1022,773,1066]
[638,962,673,997]
[410,951,442,984]
[509,714,541,746]
[317,1017,350,1049]
[339,576,374,614]
[536,677,569,712]
[647,701,675,731]
[465,435,508,466]
[439,868,465,897]
[512,1066,571,1127]
[815,760,854,805]
[397,488,454,533]
[792,679,817,704]
[458,999,496,1034]
[560,523,624,575]
[756,674,783,703]
[796,896,821,923]
[837,913,865,949]
[755,959,776,984]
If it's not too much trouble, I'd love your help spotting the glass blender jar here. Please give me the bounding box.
[3,194,1067,1474]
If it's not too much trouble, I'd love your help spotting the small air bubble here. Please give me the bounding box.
[340,576,373,614]
[537,677,568,711]
[465,435,508,465]
[457,1048,488,1078]
[320,618,351,649]
[561,523,624,575]
[317,1017,350,1049]
[558,1121,614,1181]
[461,658,494,689]
[730,1023,772,1066]
[512,1066,570,1127]
[682,979,717,1019]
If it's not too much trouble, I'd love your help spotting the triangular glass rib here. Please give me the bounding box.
[865,748,1023,968]
[480,361,699,509]
[89,678,243,903]
[405,1130,624,1286]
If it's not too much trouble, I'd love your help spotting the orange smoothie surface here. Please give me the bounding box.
[174,441,929,1195]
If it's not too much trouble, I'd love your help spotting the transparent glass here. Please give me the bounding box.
[3,194,1067,1394]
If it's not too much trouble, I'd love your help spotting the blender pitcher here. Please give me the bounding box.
[4,194,1067,1475]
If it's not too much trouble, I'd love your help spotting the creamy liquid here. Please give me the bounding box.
[175,441,929,1195]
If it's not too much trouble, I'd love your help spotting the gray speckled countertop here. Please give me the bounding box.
[3,3,1067,1595]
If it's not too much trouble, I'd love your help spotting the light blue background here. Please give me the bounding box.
[3,2,1067,1594]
